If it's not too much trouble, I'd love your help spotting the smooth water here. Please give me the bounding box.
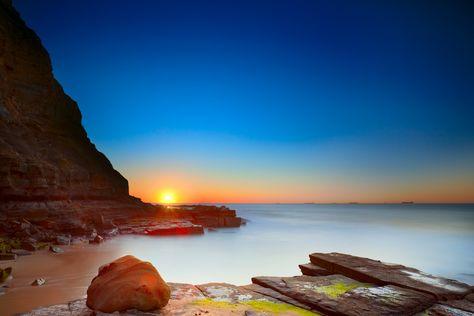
[110,204,474,285]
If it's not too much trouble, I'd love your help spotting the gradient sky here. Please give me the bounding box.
[14,0,474,203]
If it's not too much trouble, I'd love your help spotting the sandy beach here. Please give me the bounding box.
[0,243,123,316]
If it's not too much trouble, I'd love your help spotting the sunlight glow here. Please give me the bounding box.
[160,191,176,204]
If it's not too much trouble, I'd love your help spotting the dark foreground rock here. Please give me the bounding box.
[18,252,474,316]
[310,252,472,300]
[86,255,170,313]
[252,275,435,316]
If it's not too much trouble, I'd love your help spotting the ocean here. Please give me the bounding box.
[110,203,474,285]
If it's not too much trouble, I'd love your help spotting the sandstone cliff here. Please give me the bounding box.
[0,1,140,214]
[0,1,129,201]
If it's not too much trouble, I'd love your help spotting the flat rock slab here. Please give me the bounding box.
[242,283,314,311]
[252,274,435,316]
[196,282,318,315]
[310,252,471,300]
[441,299,474,313]
[168,283,204,300]
[419,304,474,316]
[22,283,318,316]
[299,263,333,276]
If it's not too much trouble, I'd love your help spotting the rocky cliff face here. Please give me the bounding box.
[0,1,130,204]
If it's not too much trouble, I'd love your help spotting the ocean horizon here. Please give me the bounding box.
[110,203,474,285]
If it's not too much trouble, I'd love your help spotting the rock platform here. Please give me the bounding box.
[19,252,473,316]
[0,204,244,260]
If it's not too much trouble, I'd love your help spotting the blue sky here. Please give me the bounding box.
[14,0,474,202]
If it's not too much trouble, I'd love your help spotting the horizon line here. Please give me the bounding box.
[149,201,474,205]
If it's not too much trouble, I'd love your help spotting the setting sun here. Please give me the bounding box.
[160,191,176,204]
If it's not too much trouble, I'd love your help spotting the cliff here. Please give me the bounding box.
[0,1,130,203]
[0,2,243,235]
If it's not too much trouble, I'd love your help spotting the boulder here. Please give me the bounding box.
[86,255,170,312]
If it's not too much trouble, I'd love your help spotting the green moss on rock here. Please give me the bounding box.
[0,238,21,253]
[193,298,318,315]
[313,281,371,298]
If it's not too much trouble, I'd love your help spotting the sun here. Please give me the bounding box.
[160,192,176,204]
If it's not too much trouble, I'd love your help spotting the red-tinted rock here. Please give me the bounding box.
[310,252,471,300]
[87,255,170,312]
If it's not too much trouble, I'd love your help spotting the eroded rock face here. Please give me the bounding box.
[0,1,130,205]
[86,255,170,313]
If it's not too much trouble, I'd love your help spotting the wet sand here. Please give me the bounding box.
[0,242,123,316]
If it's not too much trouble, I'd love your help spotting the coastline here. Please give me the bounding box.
[2,243,473,316]
[0,242,124,315]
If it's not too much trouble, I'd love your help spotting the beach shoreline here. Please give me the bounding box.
[0,242,125,315]
[2,245,473,316]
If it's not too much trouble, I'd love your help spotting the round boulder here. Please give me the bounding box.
[86,255,170,312]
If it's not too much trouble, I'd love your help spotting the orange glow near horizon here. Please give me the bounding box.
[159,191,176,204]
[128,173,474,204]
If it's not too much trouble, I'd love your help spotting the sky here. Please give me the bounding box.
[14,0,474,203]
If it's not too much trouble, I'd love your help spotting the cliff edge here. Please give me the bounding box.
[0,2,131,205]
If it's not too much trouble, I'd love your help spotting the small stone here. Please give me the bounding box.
[49,245,64,253]
[89,235,104,244]
[31,278,46,286]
